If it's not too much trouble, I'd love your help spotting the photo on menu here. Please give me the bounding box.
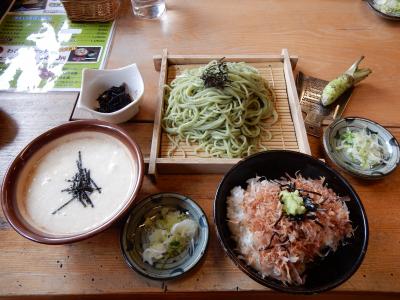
[67,47,102,63]
[10,0,47,12]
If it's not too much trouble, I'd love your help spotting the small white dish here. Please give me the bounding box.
[77,64,144,124]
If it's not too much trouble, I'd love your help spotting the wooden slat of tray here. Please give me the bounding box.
[160,62,299,158]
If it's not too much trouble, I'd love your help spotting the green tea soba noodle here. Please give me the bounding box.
[162,60,278,158]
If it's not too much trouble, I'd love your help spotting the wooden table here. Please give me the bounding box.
[1,0,400,299]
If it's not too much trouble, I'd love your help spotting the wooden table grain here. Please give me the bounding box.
[1,0,400,298]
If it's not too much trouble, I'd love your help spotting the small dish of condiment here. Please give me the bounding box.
[120,193,209,280]
[1,120,144,244]
[77,63,144,124]
[323,117,400,179]
[366,0,400,20]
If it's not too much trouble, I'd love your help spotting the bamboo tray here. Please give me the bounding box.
[149,49,310,175]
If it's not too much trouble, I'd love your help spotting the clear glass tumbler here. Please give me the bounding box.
[131,0,166,19]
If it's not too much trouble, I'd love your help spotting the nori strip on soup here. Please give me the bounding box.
[52,151,102,214]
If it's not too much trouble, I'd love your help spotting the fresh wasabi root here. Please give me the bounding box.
[321,56,372,107]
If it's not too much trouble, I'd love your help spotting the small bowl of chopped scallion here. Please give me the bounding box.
[120,193,209,280]
[366,0,400,20]
[323,117,400,179]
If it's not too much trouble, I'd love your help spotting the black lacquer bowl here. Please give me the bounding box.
[214,150,368,294]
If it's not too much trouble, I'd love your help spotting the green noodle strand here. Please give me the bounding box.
[162,61,278,158]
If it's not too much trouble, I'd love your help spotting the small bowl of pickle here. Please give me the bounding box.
[77,63,144,124]
[120,193,209,280]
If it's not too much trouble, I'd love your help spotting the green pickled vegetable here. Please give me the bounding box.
[321,56,372,106]
[140,208,198,267]
[279,190,306,216]
[336,128,386,170]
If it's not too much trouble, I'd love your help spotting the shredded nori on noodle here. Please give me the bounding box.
[200,59,230,89]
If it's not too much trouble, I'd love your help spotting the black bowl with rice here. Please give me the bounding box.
[214,150,368,294]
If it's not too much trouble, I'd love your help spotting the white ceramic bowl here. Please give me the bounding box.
[77,64,144,124]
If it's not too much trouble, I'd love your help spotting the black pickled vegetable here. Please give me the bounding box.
[303,196,318,212]
[96,83,133,113]
[288,214,305,222]
[52,151,102,214]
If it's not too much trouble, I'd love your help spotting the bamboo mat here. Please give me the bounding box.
[160,62,299,158]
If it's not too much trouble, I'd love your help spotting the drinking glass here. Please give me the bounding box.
[131,0,166,19]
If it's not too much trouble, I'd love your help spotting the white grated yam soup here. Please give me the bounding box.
[17,131,136,236]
